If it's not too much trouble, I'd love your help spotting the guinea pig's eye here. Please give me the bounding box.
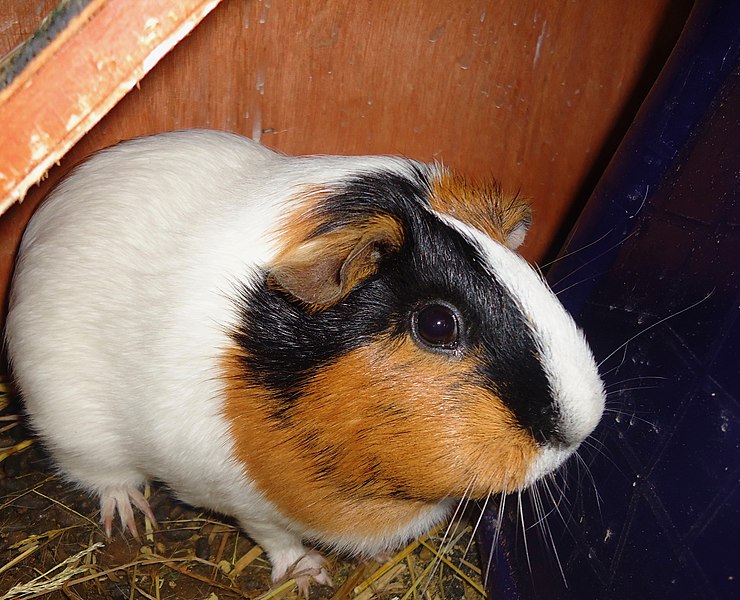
[413,303,459,350]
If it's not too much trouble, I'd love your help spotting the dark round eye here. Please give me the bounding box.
[413,303,459,349]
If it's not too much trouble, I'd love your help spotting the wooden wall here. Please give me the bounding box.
[0,0,59,57]
[0,0,690,324]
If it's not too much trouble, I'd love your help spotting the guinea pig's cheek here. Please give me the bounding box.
[306,338,478,496]
[220,339,540,540]
[220,343,460,540]
[342,338,539,499]
[459,386,541,496]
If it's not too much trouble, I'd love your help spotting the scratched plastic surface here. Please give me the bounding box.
[478,0,739,598]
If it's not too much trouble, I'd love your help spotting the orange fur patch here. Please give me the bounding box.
[429,172,531,247]
[222,335,538,542]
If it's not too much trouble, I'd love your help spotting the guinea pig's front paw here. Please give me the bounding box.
[272,548,333,596]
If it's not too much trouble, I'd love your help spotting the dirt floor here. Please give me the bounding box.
[0,382,487,600]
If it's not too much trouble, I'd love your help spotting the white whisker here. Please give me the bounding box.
[574,451,603,518]
[420,475,477,597]
[483,489,507,588]
[600,344,631,376]
[541,475,571,528]
[526,481,560,530]
[554,270,609,295]
[550,230,638,291]
[540,227,615,271]
[517,490,533,573]
[598,290,714,369]
[464,493,492,560]
[531,482,568,586]
[605,375,668,389]
[606,384,662,395]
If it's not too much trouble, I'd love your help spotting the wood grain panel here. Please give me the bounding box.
[0,0,59,58]
[0,0,688,326]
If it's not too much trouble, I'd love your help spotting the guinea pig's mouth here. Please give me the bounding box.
[522,444,582,487]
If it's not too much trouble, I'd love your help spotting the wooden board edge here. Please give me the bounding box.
[0,0,223,215]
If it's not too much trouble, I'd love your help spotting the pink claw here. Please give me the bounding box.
[100,487,156,538]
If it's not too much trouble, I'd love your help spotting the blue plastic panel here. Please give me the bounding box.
[479,1,739,598]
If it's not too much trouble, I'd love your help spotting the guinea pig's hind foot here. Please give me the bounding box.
[273,549,333,596]
[100,486,157,539]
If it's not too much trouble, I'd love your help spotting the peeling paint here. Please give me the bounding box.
[140,17,161,46]
[65,98,93,131]
[65,113,82,130]
[95,56,117,71]
[29,131,50,161]
[63,92,92,131]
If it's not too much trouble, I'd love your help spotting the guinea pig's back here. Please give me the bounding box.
[5,130,283,496]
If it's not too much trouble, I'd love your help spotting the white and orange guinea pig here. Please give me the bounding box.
[5,129,604,589]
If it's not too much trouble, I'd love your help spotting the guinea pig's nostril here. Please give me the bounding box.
[545,427,571,448]
[520,403,562,446]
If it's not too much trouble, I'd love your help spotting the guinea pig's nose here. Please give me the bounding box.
[520,401,560,446]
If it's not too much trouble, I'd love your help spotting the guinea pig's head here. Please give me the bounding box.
[224,163,605,516]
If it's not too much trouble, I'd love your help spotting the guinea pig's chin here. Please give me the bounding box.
[521,444,580,488]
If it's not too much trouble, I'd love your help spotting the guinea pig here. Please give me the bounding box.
[5,129,605,590]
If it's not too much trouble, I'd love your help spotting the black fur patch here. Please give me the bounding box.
[229,167,558,448]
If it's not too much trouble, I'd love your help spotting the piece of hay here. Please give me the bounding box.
[0,542,104,600]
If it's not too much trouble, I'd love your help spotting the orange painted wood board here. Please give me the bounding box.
[0,0,223,215]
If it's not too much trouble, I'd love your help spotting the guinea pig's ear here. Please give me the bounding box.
[502,200,532,250]
[428,173,532,250]
[267,214,404,310]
